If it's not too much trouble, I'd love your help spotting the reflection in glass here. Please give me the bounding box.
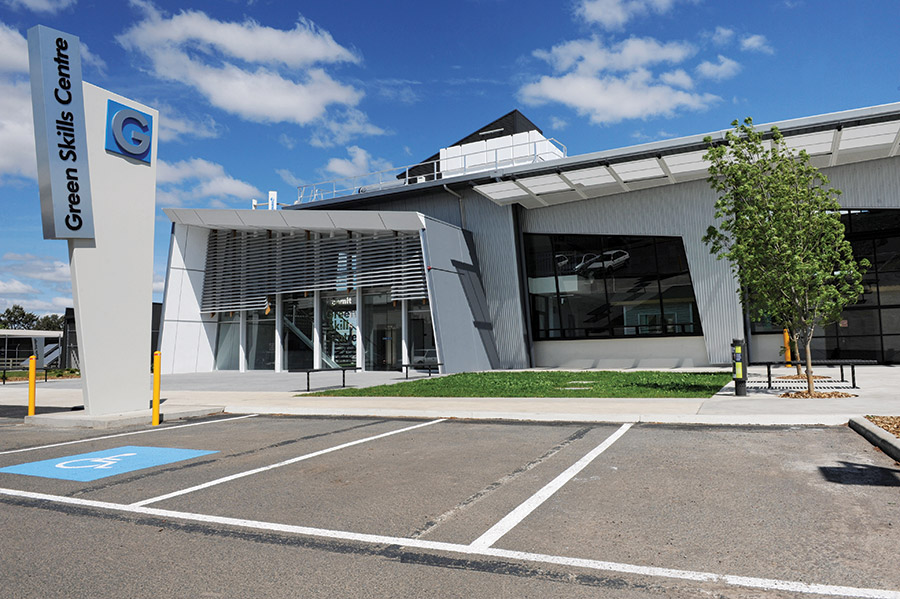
[214,312,240,370]
[283,294,314,370]
[363,290,402,371]
[322,292,357,367]
[247,309,276,370]
[524,234,702,340]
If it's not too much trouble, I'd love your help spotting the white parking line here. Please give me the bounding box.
[0,414,258,456]
[469,422,632,550]
[129,418,446,507]
[1,487,896,599]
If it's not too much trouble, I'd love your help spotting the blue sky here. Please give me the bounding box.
[0,0,897,315]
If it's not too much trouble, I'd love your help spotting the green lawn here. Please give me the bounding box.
[308,370,732,398]
[0,368,80,381]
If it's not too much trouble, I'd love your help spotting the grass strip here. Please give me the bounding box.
[306,370,732,398]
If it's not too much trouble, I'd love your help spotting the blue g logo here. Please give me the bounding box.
[105,100,153,164]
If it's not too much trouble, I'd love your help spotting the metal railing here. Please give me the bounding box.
[297,137,567,204]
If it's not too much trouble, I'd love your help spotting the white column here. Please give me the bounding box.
[356,286,364,370]
[401,299,409,366]
[274,294,283,373]
[239,310,247,373]
[313,290,322,369]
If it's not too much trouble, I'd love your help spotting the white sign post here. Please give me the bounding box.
[28,25,159,416]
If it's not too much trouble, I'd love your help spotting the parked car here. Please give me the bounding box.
[574,250,630,275]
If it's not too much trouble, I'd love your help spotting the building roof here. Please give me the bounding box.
[292,101,900,211]
[164,208,426,233]
[401,109,543,180]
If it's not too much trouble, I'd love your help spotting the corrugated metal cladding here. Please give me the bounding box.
[201,229,427,312]
[353,189,530,369]
[521,178,743,365]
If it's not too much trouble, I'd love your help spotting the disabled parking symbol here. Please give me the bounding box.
[55,453,138,470]
[0,446,217,482]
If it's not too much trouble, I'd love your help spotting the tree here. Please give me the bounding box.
[702,118,868,394]
[0,305,38,330]
[35,313,64,331]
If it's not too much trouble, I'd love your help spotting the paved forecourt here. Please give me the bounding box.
[0,415,898,599]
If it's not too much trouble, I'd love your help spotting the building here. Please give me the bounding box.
[159,104,900,374]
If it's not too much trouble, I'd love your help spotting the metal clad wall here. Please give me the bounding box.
[356,189,529,368]
[521,179,742,365]
[354,191,463,228]
[825,156,900,208]
[459,189,530,368]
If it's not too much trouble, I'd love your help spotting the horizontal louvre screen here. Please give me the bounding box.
[202,230,427,312]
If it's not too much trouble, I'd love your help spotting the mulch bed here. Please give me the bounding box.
[779,391,857,398]
[866,415,900,439]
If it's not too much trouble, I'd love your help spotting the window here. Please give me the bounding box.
[524,234,702,340]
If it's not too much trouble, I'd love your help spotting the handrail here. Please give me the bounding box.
[297,137,567,205]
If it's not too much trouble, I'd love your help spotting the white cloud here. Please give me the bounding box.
[157,105,223,143]
[740,34,774,54]
[522,35,717,125]
[276,168,304,187]
[0,296,72,315]
[577,0,681,30]
[117,4,379,141]
[3,0,76,13]
[0,23,36,182]
[711,26,735,46]
[375,79,421,105]
[0,279,39,295]
[156,158,262,207]
[534,36,695,76]
[550,117,569,131]
[121,3,358,67]
[521,68,718,125]
[309,108,385,148]
[696,54,741,80]
[152,274,166,294]
[278,133,297,150]
[0,22,28,73]
[660,68,693,89]
[0,253,70,288]
[324,146,392,179]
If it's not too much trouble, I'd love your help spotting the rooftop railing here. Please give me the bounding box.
[297,137,567,204]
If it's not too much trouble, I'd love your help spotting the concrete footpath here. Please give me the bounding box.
[1,365,899,427]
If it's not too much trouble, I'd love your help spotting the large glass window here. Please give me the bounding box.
[246,309,276,370]
[322,292,357,367]
[214,312,240,370]
[808,209,900,363]
[524,234,702,340]
[363,290,402,371]
[283,294,314,371]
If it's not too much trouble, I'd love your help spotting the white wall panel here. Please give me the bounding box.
[521,178,743,365]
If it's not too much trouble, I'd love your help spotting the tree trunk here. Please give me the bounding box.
[792,334,802,376]
[804,337,815,394]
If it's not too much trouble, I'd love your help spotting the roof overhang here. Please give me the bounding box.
[472,102,900,208]
[164,208,426,233]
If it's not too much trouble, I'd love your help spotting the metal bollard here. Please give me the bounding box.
[28,356,36,416]
[732,339,747,397]
[152,351,161,426]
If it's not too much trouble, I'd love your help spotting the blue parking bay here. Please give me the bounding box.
[0,446,217,482]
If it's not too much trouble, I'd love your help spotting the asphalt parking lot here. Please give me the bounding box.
[0,415,898,598]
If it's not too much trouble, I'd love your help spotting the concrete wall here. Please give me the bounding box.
[534,336,710,369]
[159,224,216,374]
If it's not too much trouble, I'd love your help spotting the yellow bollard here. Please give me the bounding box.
[783,329,791,367]
[28,355,36,417]
[152,351,161,426]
